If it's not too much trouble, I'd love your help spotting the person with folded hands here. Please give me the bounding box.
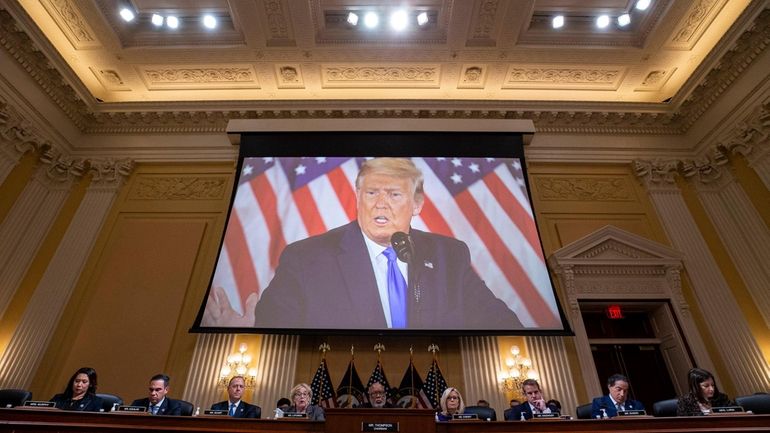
[677,368,735,416]
[591,374,644,418]
[50,367,103,412]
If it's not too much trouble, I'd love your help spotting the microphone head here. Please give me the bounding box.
[390,231,413,262]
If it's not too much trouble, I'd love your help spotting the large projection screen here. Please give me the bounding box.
[193,122,571,335]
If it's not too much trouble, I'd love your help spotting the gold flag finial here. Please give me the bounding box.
[319,343,330,358]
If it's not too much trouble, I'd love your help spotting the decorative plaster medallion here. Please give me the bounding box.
[40,0,101,49]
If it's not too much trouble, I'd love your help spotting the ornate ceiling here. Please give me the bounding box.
[0,0,768,135]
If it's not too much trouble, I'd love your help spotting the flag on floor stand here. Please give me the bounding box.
[421,358,448,410]
[396,358,431,408]
[310,357,337,408]
[336,357,366,408]
[365,358,395,406]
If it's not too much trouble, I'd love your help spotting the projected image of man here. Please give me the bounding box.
[245,157,522,329]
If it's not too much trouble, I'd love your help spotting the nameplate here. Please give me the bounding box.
[618,410,647,416]
[711,406,744,414]
[203,410,228,416]
[533,412,560,419]
[452,413,478,420]
[282,412,308,418]
[362,422,399,432]
[117,405,147,413]
[23,401,56,409]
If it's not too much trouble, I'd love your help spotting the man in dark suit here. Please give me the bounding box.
[359,382,394,408]
[211,376,261,418]
[505,379,559,421]
[131,374,184,416]
[250,157,522,330]
[503,398,521,420]
[590,374,644,418]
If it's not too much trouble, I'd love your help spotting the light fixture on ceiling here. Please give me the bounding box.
[390,10,408,31]
[166,15,179,29]
[119,8,135,22]
[202,14,217,29]
[617,13,631,27]
[151,14,163,26]
[347,12,359,26]
[417,12,428,26]
[635,0,651,11]
[363,12,379,29]
[552,15,564,29]
[596,15,610,28]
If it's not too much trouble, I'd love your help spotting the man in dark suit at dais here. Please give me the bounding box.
[211,376,261,418]
[206,157,522,330]
[131,374,184,416]
[590,374,644,418]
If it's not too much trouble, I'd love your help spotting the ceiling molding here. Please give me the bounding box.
[0,3,767,136]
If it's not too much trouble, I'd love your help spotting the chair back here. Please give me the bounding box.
[652,398,678,417]
[178,399,194,416]
[0,389,32,408]
[575,403,593,419]
[96,393,123,411]
[736,393,770,414]
[462,405,496,421]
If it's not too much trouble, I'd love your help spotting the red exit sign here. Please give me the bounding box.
[606,305,624,319]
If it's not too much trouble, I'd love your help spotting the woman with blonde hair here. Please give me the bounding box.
[437,387,465,421]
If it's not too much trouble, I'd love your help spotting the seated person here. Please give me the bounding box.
[437,387,465,421]
[210,376,260,418]
[546,399,562,412]
[677,368,735,416]
[50,367,103,411]
[131,374,184,415]
[503,398,521,420]
[591,374,644,418]
[285,383,325,421]
[476,399,490,407]
[360,382,394,408]
[276,397,291,412]
[505,379,559,420]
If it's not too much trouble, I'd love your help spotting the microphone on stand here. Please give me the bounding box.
[390,231,421,306]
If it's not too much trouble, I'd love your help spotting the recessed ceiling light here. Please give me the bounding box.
[119,8,135,22]
[417,12,428,26]
[617,13,631,27]
[363,12,379,28]
[596,15,610,28]
[347,12,359,26]
[390,10,408,31]
[202,15,217,29]
[635,0,651,11]
[151,14,163,26]
[166,15,179,29]
[552,15,564,29]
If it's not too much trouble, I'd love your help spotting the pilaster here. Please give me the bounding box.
[0,147,83,322]
[181,333,235,409]
[635,160,770,394]
[0,158,132,389]
[253,334,299,417]
[527,336,578,418]
[682,159,770,329]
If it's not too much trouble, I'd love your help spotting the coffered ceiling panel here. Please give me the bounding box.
[6,0,756,107]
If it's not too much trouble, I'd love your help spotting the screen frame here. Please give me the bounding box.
[192,121,572,337]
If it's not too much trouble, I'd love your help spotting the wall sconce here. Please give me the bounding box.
[498,345,539,396]
[219,343,257,387]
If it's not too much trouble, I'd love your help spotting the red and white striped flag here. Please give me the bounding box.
[207,156,560,328]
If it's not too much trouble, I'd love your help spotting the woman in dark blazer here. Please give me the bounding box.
[677,368,734,416]
[50,367,104,412]
[286,383,325,421]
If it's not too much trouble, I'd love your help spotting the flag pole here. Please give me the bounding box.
[347,345,354,407]
[428,344,440,407]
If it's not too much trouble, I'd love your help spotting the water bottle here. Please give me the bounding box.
[520,412,526,421]
[194,407,200,416]
[601,408,608,419]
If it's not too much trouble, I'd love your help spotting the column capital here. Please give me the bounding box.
[1,95,49,159]
[681,155,735,190]
[717,97,770,160]
[632,159,680,192]
[35,146,87,187]
[88,158,135,188]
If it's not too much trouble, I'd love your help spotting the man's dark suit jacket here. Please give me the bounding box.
[253,221,522,329]
[130,397,183,416]
[590,395,644,418]
[210,400,261,418]
[505,402,559,421]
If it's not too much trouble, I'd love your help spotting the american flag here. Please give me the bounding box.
[396,359,431,408]
[364,359,395,406]
[421,358,448,409]
[205,156,560,328]
[336,358,366,408]
[310,358,337,408]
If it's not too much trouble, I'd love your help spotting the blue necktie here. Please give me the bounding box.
[229,403,236,416]
[383,247,407,328]
[150,405,159,415]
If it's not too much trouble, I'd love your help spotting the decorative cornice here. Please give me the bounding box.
[0,94,49,155]
[717,95,770,157]
[0,5,768,136]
